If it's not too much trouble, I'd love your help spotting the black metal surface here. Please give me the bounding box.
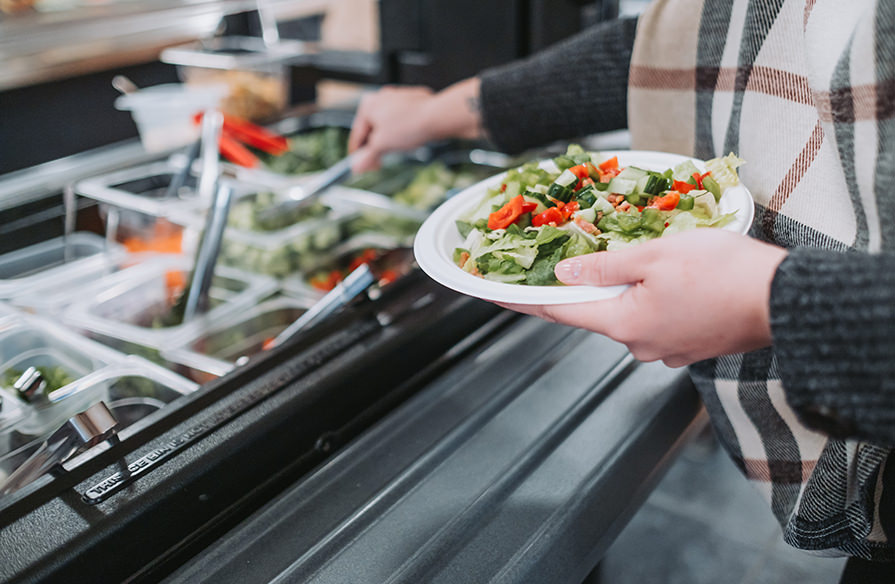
[377,0,591,89]
[0,272,506,584]
[163,318,704,584]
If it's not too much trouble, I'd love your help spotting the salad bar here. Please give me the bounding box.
[0,109,706,583]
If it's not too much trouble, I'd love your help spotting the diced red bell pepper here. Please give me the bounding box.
[692,171,711,189]
[648,191,681,211]
[488,195,527,230]
[598,156,619,172]
[569,164,590,180]
[532,206,564,227]
[560,200,579,220]
[672,179,696,194]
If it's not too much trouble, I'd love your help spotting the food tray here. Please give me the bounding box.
[221,114,351,186]
[62,254,277,351]
[216,194,359,278]
[279,232,407,299]
[0,313,125,440]
[0,355,196,488]
[73,161,206,219]
[0,233,126,300]
[10,252,155,316]
[161,36,312,122]
[324,186,428,245]
[164,296,317,377]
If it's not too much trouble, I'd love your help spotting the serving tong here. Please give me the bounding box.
[0,402,119,496]
[265,246,416,350]
[182,111,233,322]
[255,150,360,225]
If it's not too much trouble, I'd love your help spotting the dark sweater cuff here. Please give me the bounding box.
[478,17,638,154]
[770,247,895,445]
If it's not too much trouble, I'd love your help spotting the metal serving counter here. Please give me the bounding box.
[0,279,703,583]
[165,318,704,584]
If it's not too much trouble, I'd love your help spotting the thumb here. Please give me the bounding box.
[554,247,651,287]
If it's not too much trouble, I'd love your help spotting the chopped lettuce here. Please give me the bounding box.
[453,145,745,286]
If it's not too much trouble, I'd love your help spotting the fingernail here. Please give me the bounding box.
[555,258,582,283]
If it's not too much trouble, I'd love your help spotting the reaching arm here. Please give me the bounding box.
[348,16,639,173]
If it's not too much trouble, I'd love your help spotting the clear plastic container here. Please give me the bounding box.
[114,83,227,152]
[280,232,406,299]
[0,355,197,488]
[343,148,509,211]
[11,253,155,316]
[164,296,316,376]
[0,233,126,300]
[215,193,359,279]
[73,161,205,219]
[0,314,124,440]
[161,36,312,123]
[324,186,428,245]
[62,254,277,353]
[51,355,197,432]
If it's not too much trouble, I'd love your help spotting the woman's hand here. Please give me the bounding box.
[497,230,788,367]
[348,78,484,173]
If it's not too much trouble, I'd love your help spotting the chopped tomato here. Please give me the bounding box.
[532,206,564,227]
[672,179,696,194]
[648,191,681,211]
[488,195,526,230]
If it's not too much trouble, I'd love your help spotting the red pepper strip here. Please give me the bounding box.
[648,191,681,211]
[532,206,564,227]
[692,171,711,189]
[218,134,260,167]
[488,195,526,230]
[598,156,619,172]
[672,179,696,194]
[221,114,289,155]
[521,201,538,213]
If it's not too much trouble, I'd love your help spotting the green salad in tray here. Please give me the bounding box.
[453,145,745,286]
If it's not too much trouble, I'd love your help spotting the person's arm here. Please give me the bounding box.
[770,249,895,446]
[348,16,639,173]
[348,78,484,173]
[480,16,638,154]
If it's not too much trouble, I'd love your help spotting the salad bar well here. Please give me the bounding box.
[0,110,705,584]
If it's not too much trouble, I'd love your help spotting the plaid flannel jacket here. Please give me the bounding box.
[629,0,895,559]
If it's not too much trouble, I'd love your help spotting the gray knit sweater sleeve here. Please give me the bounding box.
[478,17,638,154]
[770,248,895,446]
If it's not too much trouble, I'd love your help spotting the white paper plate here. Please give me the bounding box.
[414,150,755,305]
